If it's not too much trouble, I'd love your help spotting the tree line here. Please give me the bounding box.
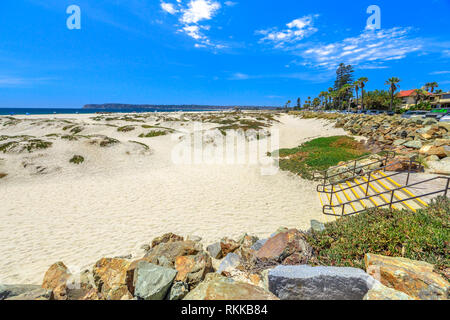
[287,63,442,112]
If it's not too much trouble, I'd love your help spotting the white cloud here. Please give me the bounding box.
[0,76,53,87]
[298,27,423,69]
[182,25,202,40]
[429,71,450,75]
[224,1,238,6]
[257,15,319,48]
[161,2,178,15]
[181,0,221,24]
[230,72,250,80]
[161,0,225,49]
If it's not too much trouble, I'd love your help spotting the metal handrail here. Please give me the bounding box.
[323,176,450,217]
[317,158,423,193]
[313,151,396,185]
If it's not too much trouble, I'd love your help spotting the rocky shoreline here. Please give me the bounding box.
[1,223,448,300]
[300,112,450,174]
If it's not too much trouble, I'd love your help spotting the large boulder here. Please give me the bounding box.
[151,233,184,248]
[365,254,449,300]
[220,237,240,256]
[41,261,71,300]
[174,252,213,288]
[206,242,223,259]
[144,240,203,268]
[93,258,132,300]
[217,253,241,275]
[419,145,447,158]
[133,261,177,300]
[184,273,278,300]
[310,220,325,232]
[251,239,267,251]
[256,229,313,264]
[268,265,374,300]
[403,140,423,149]
[364,281,414,300]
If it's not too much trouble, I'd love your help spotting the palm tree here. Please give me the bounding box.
[353,80,360,109]
[358,77,369,110]
[338,84,353,111]
[385,77,401,111]
[413,89,425,107]
[285,100,291,108]
[425,82,439,93]
[319,91,328,109]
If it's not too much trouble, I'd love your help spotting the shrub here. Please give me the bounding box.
[70,126,84,134]
[0,172,7,179]
[307,197,449,279]
[118,126,135,132]
[139,131,168,138]
[69,155,84,164]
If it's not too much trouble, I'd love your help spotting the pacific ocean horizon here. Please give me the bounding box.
[0,107,235,116]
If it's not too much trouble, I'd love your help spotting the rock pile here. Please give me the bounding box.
[1,228,448,300]
[304,113,450,174]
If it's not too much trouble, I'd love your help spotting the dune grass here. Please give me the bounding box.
[273,136,369,180]
[69,155,85,165]
[307,197,450,279]
[117,125,135,132]
[139,131,168,138]
[0,139,53,154]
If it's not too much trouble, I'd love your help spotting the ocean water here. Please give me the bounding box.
[0,107,222,115]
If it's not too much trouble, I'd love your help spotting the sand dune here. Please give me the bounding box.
[0,112,348,284]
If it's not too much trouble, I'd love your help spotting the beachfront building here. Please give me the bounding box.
[396,89,432,109]
[431,92,450,108]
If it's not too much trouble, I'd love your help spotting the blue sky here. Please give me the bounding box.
[1,0,449,108]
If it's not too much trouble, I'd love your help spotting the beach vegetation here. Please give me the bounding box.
[63,124,76,131]
[307,196,449,280]
[0,172,7,179]
[139,130,168,138]
[61,135,79,141]
[69,155,84,164]
[142,125,174,132]
[99,136,119,147]
[25,139,53,152]
[129,140,150,150]
[117,125,135,132]
[0,139,52,153]
[273,136,369,179]
[45,133,60,138]
[70,126,84,134]
[218,119,268,136]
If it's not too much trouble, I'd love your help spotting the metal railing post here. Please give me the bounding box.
[365,174,371,196]
[406,158,412,186]
[389,190,395,210]
[384,153,389,172]
[445,179,450,198]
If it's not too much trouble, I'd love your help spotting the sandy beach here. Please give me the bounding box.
[0,112,348,285]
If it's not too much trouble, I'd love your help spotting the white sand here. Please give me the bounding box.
[0,113,348,284]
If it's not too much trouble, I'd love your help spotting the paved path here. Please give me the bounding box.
[391,172,449,203]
